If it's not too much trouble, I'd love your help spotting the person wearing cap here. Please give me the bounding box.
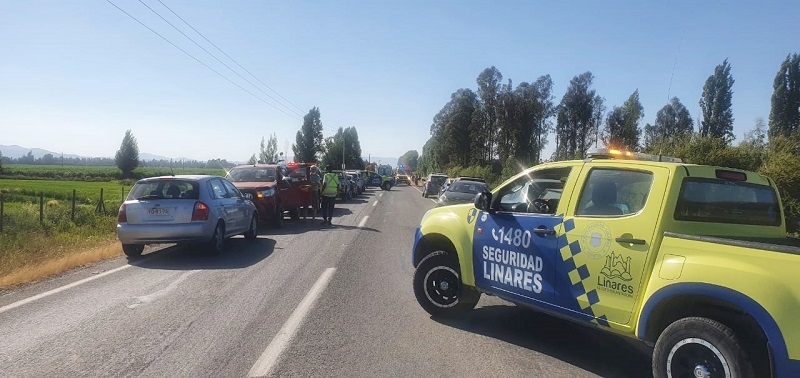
[320,164,339,226]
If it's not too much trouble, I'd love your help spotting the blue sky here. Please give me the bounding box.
[1,0,798,163]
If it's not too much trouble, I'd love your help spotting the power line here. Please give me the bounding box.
[138,0,303,118]
[667,31,684,102]
[155,0,306,115]
[105,0,301,121]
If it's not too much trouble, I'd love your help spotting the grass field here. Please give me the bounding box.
[0,165,224,288]
[1,179,130,204]
[0,164,226,181]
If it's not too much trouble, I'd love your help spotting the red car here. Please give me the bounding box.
[226,163,313,228]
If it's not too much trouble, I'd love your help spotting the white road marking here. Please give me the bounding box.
[248,268,337,378]
[358,216,369,228]
[372,200,378,207]
[127,270,199,309]
[0,264,132,314]
[379,193,383,197]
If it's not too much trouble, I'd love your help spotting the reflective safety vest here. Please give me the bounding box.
[322,172,339,196]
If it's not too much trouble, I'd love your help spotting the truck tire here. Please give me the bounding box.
[413,250,479,318]
[122,244,144,257]
[653,317,754,378]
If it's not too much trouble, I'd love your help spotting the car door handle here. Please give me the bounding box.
[615,237,646,245]
[533,227,555,236]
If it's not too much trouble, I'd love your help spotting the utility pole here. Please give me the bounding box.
[341,133,346,170]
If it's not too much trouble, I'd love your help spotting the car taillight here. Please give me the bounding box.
[192,202,209,221]
[117,204,127,223]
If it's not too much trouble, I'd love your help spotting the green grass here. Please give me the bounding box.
[1,164,226,181]
[0,176,138,283]
[0,201,118,281]
[1,179,131,205]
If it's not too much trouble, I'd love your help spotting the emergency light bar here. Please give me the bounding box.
[586,148,683,163]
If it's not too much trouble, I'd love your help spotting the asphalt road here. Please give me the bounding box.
[0,185,652,377]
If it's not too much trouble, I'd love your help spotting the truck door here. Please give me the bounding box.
[559,164,668,326]
[472,166,576,305]
[276,167,294,207]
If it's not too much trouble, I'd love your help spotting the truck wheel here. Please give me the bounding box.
[208,222,225,254]
[653,317,754,378]
[244,215,258,240]
[122,244,144,257]
[272,203,283,228]
[413,251,479,318]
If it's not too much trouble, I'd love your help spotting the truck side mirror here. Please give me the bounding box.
[474,191,493,212]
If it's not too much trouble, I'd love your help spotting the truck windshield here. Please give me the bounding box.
[674,178,781,226]
[227,167,277,182]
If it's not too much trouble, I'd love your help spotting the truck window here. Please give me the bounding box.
[576,169,654,217]
[673,178,780,226]
[495,167,571,214]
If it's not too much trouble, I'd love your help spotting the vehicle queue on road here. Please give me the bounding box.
[116,162,404,257]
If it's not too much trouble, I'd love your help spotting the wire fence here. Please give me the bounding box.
[0,187,128,233]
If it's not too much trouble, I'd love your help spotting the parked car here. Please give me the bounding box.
[347,171,365,194]
[226,163,311,228]
[422,173,448,198]
[116,175,258,256]
[436,179,489,207]
[332,171,353,201]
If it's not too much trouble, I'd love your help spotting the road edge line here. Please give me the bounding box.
[0,264,132,314]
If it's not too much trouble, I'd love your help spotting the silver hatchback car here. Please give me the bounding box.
[116,175,258,257]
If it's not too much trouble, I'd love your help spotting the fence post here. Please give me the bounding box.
[121,186,124,202]
[71,189,76,221]
[95,188,106,214]
[0,193,4,233]
[39,192,44,225]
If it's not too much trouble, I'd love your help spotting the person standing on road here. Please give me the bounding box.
[308,165,322,221]
[321,164,339,226]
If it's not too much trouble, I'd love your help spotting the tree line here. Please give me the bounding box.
[106,106,371,179]
[418,54,800,233]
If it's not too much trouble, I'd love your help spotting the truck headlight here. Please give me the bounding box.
[257,188,276,198]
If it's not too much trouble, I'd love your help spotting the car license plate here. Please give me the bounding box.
[149,207,170,216]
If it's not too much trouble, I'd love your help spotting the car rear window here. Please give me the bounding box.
[129,180,200,200]
[448,181,487,194]
[674,178,780,226]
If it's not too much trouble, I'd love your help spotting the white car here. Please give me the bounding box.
[116,175,258,256]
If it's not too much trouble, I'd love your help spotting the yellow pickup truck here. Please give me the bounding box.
[411,149,800,377]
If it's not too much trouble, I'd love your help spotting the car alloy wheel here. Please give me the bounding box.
[412,250,479,318]
[653,317,753,378]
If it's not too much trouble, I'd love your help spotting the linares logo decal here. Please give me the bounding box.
[597,251,634,297]
[600,252,632,281]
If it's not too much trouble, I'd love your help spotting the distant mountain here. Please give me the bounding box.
[0,144,198,162]
[0,145,82,159]
[138,152,198,162]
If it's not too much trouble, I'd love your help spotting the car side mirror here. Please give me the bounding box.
[474,191,493,212]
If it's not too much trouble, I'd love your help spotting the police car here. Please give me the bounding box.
[411,148,800,378]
